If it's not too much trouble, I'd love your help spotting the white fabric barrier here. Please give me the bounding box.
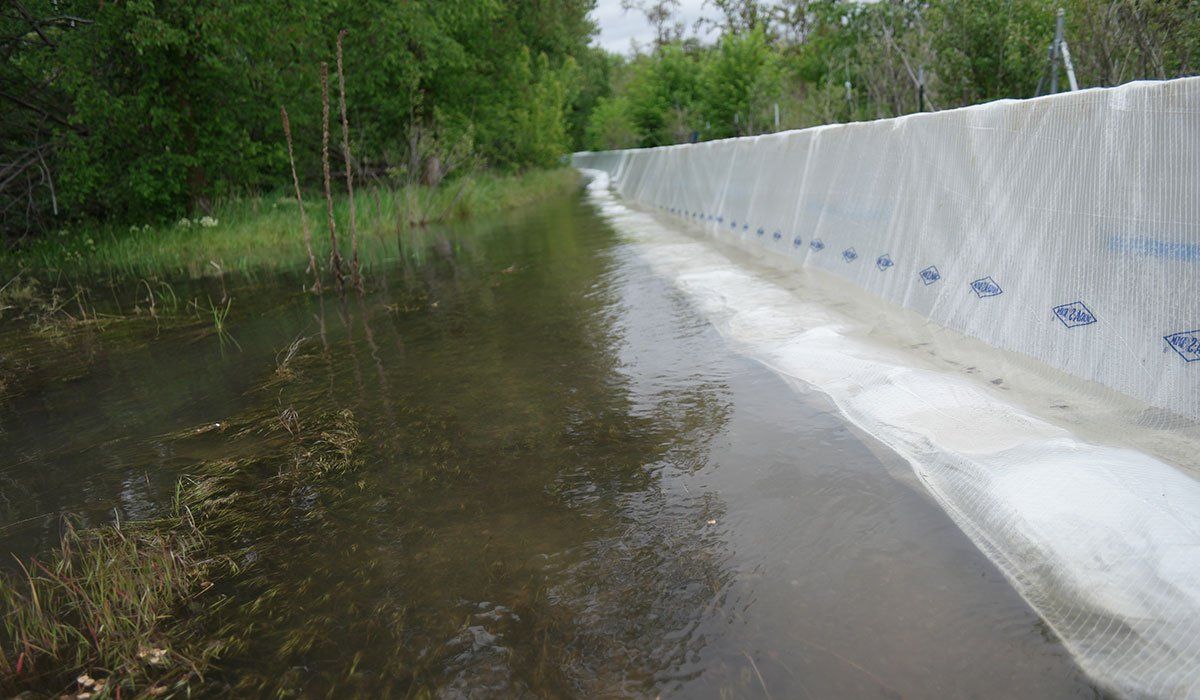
[574,78,1200,424]
[581,168,1200,700]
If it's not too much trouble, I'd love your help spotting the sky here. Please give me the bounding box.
[591,0,714,55]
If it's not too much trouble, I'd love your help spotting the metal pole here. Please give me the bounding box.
[1050,8,1065,94]
[1060,40,1079,91]
[844,56,853,118]
[774,102,780,131]
[918,65,926,111]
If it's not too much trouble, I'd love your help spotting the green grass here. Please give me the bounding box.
[2,168,580,280]
[0,508,210,696]
[0,324,367,697]
[0,404,364,697]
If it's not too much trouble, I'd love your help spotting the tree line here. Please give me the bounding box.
[585,0,1200,150]
[1,0,605,239]
[3,0,1197,242]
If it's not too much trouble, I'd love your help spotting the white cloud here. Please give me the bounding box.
[592,0,715,55]
[592,0,879,54]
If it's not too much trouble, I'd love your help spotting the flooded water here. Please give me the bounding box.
[0,190,1099,697]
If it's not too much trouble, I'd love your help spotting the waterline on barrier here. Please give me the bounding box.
[583,169,1200,699]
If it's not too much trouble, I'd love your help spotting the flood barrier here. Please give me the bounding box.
[575,78,1200,699]
[574,78,1199,424]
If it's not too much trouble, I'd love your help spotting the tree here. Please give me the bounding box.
[625,44,703,146]
[621,0,686,48]
[701,0,775,37]
[701,27,782,137]
[927,0,1055,106]
[1,0,600,239]
[1064,0,1200,86]
[584,97,640,150]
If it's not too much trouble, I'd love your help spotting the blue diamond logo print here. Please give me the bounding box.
[1052,301,1097,329]
[810,239,825,251]
[842,247,858,262]
[756,227,765,236]
[772,231,782,240]
[792,236,803,247]
[970,276,1003,298]
[919,266,941,285]
[876,254,894,271]
[1164,330,1200,363]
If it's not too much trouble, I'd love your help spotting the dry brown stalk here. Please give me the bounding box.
[280,105,322,294]
[320,62,345,293]
[335,30,362,293]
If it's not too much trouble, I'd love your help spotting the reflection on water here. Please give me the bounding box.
[0,192,1097,696]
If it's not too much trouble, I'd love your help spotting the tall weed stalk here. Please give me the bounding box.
[280,105,322,294]
[320,63,345,293]
[335,30,362,293]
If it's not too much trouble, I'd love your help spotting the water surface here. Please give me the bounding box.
[0,191,1097,697]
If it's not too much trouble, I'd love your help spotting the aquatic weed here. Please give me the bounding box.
[1,347,364,698]
[0,506,213,697]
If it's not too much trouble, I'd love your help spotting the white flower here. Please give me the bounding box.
[142,224,150,232]
[198,216,218,228]
[178,218,192,228]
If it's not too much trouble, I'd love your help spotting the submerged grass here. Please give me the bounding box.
[0,339,364,697]
[2,168,580,280]
[0,509,211,698]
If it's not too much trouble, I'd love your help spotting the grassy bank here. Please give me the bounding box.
[2,168,580,281]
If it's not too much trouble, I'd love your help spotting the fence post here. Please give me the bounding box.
[1050,8,1065,94]
[918,65,926,111]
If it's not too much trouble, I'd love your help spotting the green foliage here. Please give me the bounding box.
[2,0,596,239]
[625,44,703,146]
[1061,0,1200,86]
[7,0,1197,240]
[584,97,641,151]
[584,0,1198,148]
[927,0,1055,105]
[50,1,285,221]
[2,169,581,279]
[505,52,579,169]
[567,47,620,147]
[701,28,782,138]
